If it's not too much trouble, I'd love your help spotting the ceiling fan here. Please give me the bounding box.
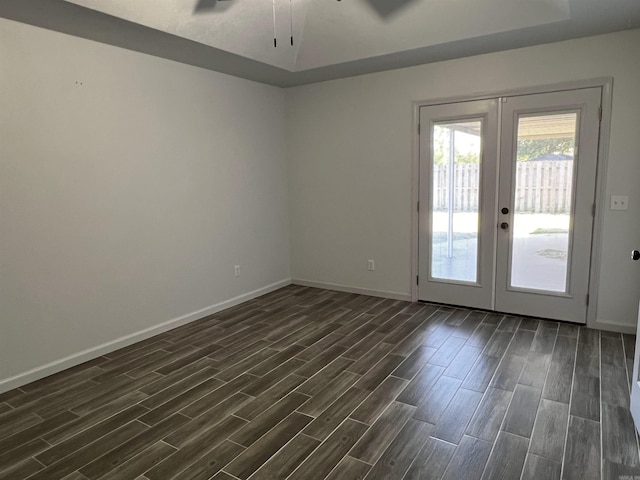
[193,0,232,13]
[194,0,418,18]
[193,0,418,47]
[356,0,419,19]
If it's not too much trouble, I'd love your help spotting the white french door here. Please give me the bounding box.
[418,88,602,324]
[418,99,499,311]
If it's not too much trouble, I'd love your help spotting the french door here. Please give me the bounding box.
[418,88,602,324]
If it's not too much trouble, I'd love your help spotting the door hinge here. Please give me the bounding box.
[592,203,596,216]
[416,275,419,285]
[586,294,590,306]
[417,201,420,212]
[418,123,421,135]
[598,106,602,122]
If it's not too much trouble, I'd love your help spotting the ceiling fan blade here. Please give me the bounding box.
[364,0,418,19]
[193,0,221,14]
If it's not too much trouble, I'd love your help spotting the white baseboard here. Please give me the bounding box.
[588,318,637,335]
[293,279,638,335]
[292,278,412,302]
[0,278,292,394]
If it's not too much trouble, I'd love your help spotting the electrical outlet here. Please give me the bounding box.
[367,260,375,271]
[234,265,240,277]
[610,195,629,211]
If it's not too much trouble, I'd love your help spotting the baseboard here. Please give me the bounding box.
[588,318,637,335]
[292,279,639,335]
[0,278,292,394]
[292,278,412,302]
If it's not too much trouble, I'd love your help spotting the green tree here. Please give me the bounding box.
[433,127,480,165]
[516,138,574,162]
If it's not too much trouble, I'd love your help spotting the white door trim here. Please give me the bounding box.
[410,78,613,329]
[629,302,640,433]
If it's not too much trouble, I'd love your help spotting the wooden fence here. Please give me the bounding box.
[433,160,574,213]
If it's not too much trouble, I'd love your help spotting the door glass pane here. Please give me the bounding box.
[431,120,482,283]
[510,112,577,293]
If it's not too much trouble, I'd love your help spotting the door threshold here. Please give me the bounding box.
[417,300,586,326]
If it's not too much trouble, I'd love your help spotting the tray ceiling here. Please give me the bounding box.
[1,0,638,86]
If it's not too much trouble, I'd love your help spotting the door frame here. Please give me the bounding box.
[630,302,640,432]
[410,77,614,328]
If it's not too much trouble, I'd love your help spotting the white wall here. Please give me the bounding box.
[0,19,290,389]
[2,20,638,393]
[286,29,640,330]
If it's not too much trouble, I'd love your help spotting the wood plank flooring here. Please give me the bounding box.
[1,285,639,479]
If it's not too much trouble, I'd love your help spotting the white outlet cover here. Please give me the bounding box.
[610,195,629,211]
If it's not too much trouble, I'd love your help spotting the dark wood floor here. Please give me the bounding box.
[1,285,639,480]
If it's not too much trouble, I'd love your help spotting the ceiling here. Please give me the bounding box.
[1,0,639,87]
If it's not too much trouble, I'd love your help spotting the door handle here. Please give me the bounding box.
[633,250,640,261]
[500,222,509,230]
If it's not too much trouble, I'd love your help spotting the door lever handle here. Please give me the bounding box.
[633,250,640,261]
